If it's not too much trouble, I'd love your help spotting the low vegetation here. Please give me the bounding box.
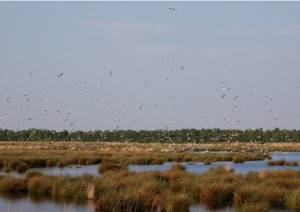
[0,147,269,173]
[0,166,299,211]
[267,159,299,166]
[0,142,298,210]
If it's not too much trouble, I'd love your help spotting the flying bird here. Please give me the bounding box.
[143,80,149,86]
[58,73,64,77]
[168,7,177,15]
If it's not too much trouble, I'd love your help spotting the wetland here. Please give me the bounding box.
[0,142,299,211]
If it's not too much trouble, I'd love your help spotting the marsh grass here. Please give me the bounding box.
[25,170,43,179]
[27,176,52,194]
[286,190,300,209]
[87,183,95,200]
[58,179,88,200]
[16,162,29,173]
[234,185,287,210]
[233,156,245,163]
[7,159,23,170]
[0,143,298,211]
[235,201,270,212]
[157,191,192,212]
[98,161,127,173]
[284,161,299,166]
[0,167,299,211]
[0,176,27,193]
[0,146,269,173]
[169,163,186,171]
[26,173,92,202]
[94,167,192,212]
[45,159,57,167]
[192,167,241,209]
[203,159,212,165]
[94,170,161,211]
[267,159,299,166]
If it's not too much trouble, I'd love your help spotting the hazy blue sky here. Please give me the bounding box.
[1,2,300,131]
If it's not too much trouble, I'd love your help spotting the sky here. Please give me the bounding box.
[1,1,300,132]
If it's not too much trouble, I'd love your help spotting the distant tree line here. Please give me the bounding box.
[0,128,300,143]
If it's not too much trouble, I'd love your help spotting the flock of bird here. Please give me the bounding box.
[0,7,298,133]
[1,59,295,133]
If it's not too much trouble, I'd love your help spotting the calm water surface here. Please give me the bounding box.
[0,193,93,212]
[130,152,300,174]
[24,152,300,176]
[0,152,299,211]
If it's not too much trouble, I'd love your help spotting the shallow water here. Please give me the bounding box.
[0,193,233,212]
[33,164,101,177]
[0,193,94,212]
[1,152,299,177]
[0,152,299,211]
[130,152,300,174]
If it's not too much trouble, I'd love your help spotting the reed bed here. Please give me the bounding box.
[0,166,299,211]
[0,148,268,173]
[267,159,299,166]
[98,161,127,173]
[0,142,298,210]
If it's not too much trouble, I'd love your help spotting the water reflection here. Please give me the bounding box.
[190,204,234,212]
[0,193,94,212]
[130,152,300,174]
[0,152,298,212]
[33,165,100,177]
[1,152,299,177]
[0,192,232,212]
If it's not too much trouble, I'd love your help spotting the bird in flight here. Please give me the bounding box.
[58,73,64,77]
[168,7,177,14]
[143,80,149,86]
